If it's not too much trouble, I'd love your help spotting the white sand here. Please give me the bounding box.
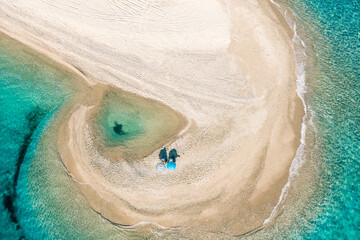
[0,0,304,236]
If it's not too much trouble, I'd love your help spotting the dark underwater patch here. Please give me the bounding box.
[2,107,46,239]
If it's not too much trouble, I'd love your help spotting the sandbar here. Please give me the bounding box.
[0,0,304,236]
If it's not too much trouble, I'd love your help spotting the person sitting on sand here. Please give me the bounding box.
[168,149,179,163]
[159,148,168,162]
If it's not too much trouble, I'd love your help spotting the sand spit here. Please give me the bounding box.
[0,0,304,236]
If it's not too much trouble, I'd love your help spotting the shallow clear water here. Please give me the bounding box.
[0,0,359,239]
[0,33,75,239]
[251,0,360,239]
[289,0,359,238]
[0,34,137,239]
[93,90,183,161]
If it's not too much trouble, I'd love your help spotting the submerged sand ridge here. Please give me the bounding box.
[0,0,304,236]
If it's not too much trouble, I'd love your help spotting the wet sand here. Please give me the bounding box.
[0,0,304,236]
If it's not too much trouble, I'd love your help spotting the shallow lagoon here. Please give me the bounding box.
[92,89,185,161]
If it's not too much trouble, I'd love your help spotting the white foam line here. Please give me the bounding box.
[124,221,169,229]
[263,0,310,225]
[119,220,186,232]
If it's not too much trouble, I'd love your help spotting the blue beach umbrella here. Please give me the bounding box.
[167,161,176,170]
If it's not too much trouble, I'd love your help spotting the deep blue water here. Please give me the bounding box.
[0,0,359,239]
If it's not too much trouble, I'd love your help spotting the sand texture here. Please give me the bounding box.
[0,0,304,236]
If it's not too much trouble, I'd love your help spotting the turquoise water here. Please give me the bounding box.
[292,0,359,238]
[93,90,183,160]
[100,104,145,146]
[253,0,359,239]
[0,35,138,239]
[0,0,359,239]
[0,34,75,238]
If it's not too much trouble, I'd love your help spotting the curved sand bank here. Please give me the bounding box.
[0,0,304,236]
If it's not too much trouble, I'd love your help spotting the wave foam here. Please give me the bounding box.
[263,1,311,225]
